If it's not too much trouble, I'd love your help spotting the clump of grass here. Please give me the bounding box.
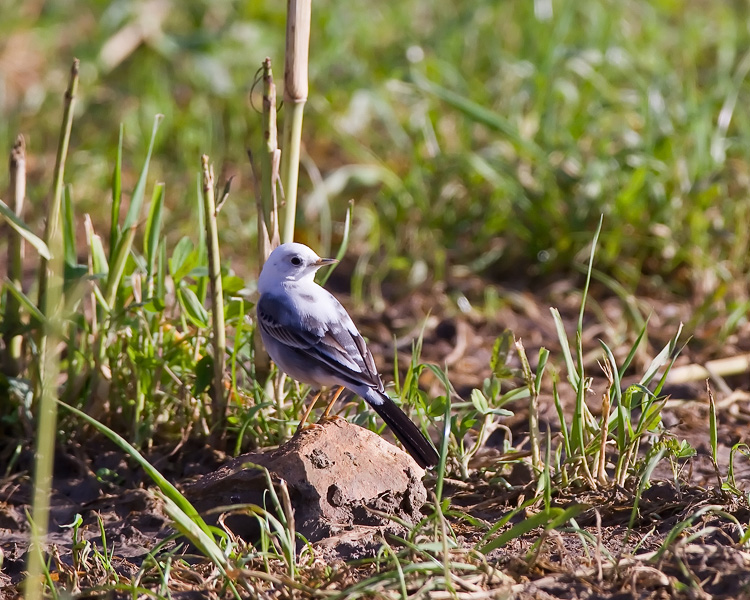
[5,2,749,339]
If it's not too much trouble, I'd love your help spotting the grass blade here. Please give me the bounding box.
[122,115,163,231]
[317,199,353,286]
[109,123,123,258]
[105,115,163,305]
[479,505,584,554]
[550,307,578,388]
[0,200,51,260]
[144,182,165,298]
[57,401,217,542]
[62,185,76,270]
[158,493,228,571]
[36,59,79,314]
[195,172,208,303]
[3,279,45,325]
[627,448,666,534]
[578,215,603,334]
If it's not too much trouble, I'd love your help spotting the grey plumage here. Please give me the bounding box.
[257,243,439,469]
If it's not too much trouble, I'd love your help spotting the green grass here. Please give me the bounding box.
[2,0,750,598]
[4,1,750,316]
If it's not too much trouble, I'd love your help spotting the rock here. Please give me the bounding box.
[185,419,429,550]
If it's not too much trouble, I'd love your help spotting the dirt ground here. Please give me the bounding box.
[2,280,750,598]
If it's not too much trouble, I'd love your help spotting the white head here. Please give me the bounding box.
[258,243,337,293]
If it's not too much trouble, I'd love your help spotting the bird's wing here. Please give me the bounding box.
[257,293,318,349]
[257,292,382,389]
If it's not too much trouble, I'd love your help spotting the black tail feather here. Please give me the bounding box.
[370,394,439,469]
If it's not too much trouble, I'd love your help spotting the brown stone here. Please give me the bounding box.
[185,418,429,550]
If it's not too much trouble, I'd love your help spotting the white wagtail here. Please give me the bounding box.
[256,243,439,469]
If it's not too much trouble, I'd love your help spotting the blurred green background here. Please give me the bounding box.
[3,0,750,319]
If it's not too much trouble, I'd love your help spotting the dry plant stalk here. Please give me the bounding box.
[261,57,281,259]
[83,215,100,338]
[517,338,542,471]
[201,155,227,431]
[669,354,750,384]
[3,135,26,376]
[597,358,613,486]
[252,58,283,387]
[280,0,311,243]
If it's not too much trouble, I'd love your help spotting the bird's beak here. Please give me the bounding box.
[315,257,338,267]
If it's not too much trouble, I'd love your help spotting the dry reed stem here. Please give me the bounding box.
[3,134,26,376]
[597,358,613,486]
[201,155,227,432]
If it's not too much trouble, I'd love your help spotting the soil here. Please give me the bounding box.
[2,280,750,599]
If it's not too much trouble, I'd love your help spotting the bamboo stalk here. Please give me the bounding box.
[201,155,227,431]
[280,0,311,244]
[26,59,79,600]
[3,135,26,376]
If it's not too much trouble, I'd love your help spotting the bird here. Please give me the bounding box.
[256,242,440,469]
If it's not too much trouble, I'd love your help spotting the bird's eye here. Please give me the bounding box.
[290,256,302,266]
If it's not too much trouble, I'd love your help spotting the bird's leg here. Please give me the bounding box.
[296,388,324,433]
[319,386,346,421]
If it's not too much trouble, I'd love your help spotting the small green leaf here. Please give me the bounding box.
[170,237,196,283]
[0,199,51,259]
[62,185,76,267]
[222,275,246,296]
[188,266,209,279]
[479,507,563,553]
[178,285,208,327]
[194,355,213,395]
[471,389,489,414]
[3,279,45,324]
[105,226,136,306]
[144,182,165,273]
[154,243,166,309]
[225,297,250,321]
[490,330,514,376]
[64,264,88,285]
[87,226,109,277]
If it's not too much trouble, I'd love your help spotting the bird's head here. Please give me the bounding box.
[258,243,338,292]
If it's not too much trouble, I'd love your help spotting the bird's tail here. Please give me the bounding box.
[367,391,439,469]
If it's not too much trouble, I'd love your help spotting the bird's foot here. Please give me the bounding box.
[294,421,326,435]
[316,414,346,425]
